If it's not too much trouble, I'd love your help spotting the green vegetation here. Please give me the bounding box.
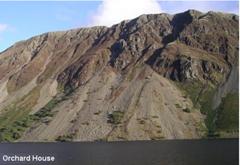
[138,119,145,124]
[107,111,124,124]
[183,108,191,113]
[116,136,127,140]
[177,81,215,112]
[55,130,78,142]
[216,93,239,132]
[205,109,219,137]
[0,87,40,142]
[203,93,238,137]
[175,104,181,108]
[150,135,165,140]
[95,137,108,142]
[55,134,74,142]
[0,115,35,142]
[63,85,75,96]
[0,92,63,142]
[176,81,218,137]
[177,81,239,138]
[210,71,224,84]
[176,81,203,106]
[33,99,58,120]
[196,87,218,137]
[199,89,215,115]
[94,111,102,115]
[81,121,90,125]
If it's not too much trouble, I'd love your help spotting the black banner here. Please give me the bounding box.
[0,139,238,165]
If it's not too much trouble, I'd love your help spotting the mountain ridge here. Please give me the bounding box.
[0,10,238,142]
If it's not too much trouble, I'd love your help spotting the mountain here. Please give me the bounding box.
[0,10,238,142]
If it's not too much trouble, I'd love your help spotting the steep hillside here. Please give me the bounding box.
[0,10,238,142]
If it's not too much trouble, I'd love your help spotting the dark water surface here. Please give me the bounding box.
[0,139,238,165]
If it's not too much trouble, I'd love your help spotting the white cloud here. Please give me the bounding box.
[90,0,162,27]
[0,24,8,33]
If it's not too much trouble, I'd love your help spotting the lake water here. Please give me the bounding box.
[0,139,238,165]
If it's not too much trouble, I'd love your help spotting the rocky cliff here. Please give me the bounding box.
[0,10,238,142]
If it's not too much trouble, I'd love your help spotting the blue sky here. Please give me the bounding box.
[0,1,238,52]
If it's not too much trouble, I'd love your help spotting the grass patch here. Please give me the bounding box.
[0,82,73,142]
[55,134,74,142]
[178,81,239,137]
[0,87,40,142]
[175,104,181,108]
[107,111,124,124]
[33,99,59,120]
[216,93,239,132]
[138,119,145,124]
[0,115,35,142]
[183,108,191,113]
[176,81,203,106]
[81,121,90,125]
[0,92,64,142]
[95,137,108,142]
[176,81,219,137]
[55,130,78,142]
[199,89,215,115]
[94,111,102,115]
[205,109,219,137]
[150,135,165,140]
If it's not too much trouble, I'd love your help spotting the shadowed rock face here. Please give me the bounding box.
[57,10,238,90]
[0,10,238,142]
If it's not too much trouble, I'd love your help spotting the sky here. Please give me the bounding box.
[0,1,239,52]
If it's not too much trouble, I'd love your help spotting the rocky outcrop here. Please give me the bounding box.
[212,66,239,109]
